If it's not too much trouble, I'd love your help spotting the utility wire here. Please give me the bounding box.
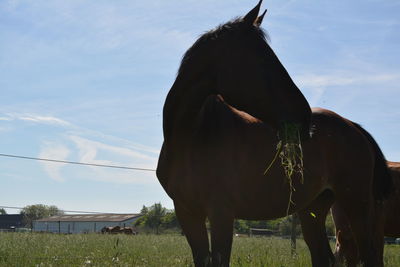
[0,205,129,215]
[0,153,156,172]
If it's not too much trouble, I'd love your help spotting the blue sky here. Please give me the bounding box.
[1,0,399,214]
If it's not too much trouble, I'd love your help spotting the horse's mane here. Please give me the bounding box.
[178,17,269,75]
[163,17,270,142]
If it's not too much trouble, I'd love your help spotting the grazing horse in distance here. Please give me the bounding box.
[101,226,137,235]
[333,161,400,267]
[157,1,392,266]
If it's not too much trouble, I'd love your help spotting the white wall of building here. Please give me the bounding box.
[33,218,139,234]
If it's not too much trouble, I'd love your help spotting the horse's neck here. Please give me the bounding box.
[163,77,213,143]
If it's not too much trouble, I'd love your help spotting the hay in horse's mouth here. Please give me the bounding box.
[264,122,304,215]
[279,123,304,183]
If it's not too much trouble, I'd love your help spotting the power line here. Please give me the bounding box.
[0,153,156,172]
[0,205,127,214]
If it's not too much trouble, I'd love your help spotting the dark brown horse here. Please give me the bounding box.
[157,1,392,266]
[333,161,400,266]
[101,226,137,235]
[161,1,312,145]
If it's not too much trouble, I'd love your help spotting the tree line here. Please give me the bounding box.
[0,204,63,228]
[135,203,336,236]
[7,203,335,236]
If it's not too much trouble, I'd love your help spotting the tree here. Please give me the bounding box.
[20,204,63,228]
[140,205,149,215]
[0,208,6,215]
[144,203,167,234]
[278,215,302,236]
[233,218,286,235]
[233,220,250,234]
[161,210,180,229]
[135,203,180,234]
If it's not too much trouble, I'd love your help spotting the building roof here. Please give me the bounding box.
[35,214,142,222]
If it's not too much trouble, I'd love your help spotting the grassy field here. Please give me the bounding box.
[0,233,399,266]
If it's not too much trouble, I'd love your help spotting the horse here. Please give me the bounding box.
[101,226,137,235]
[156,1,392,266]
[332,161,400,266]
[101,226,121,234]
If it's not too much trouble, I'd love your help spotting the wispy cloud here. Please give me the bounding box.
[68,135,158,184]
[0,0,196,53]
[36,133,159,184]
[297,72,400,88]
[3,113,71,126]
[70,135,156,166]
[69,135,156,164]
[2,108,159,185]
[39,142,70,182]
[0,117,12,121]
[296,71,400,106]
[18,114,70,126]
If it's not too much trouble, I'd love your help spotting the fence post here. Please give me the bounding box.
[291,214,298,255]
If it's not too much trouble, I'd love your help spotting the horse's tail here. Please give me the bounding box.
[352,122,393,200]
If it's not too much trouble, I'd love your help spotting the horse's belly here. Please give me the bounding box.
[229,172,321,220]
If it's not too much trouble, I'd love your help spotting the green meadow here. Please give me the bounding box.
[0,233,399,266]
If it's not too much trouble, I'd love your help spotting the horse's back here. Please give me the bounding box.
[310,108,376,175]
[311,108,391,194]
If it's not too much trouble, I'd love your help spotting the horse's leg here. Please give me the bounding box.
[208,208,234,267]
[331,203,359,267]
[298,189,335,267]
[335,191,385,267]
[175,202,211,267]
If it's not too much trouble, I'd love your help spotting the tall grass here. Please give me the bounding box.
[0,233,398,266]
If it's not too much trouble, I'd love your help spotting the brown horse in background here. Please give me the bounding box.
[157,1,392,266]
[101,226,137,235]
[333,161,400,266]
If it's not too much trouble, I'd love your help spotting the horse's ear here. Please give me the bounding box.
[254,9,267,27]
[243,0,263,26]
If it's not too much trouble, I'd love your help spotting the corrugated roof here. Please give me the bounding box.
[34,214,142,222]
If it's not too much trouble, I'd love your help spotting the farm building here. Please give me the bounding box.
[33,213,142,234]
[0,214,24,231]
